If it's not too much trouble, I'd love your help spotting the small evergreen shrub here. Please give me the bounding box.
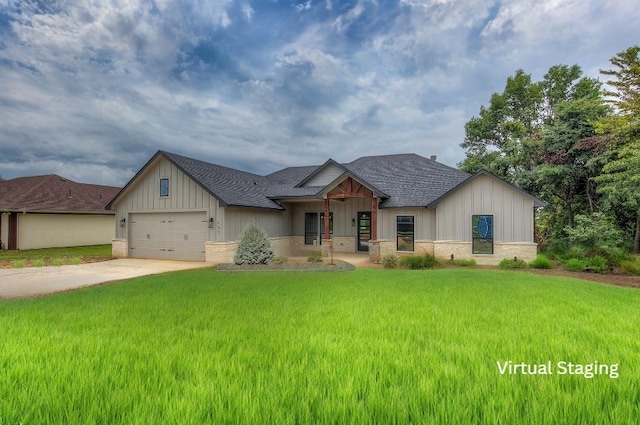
[382,254,398,269]
[233,222,274,265]
[529,254,553,269]
[499,257,528,269]
[307,252,323,263]
[452,258,477,267]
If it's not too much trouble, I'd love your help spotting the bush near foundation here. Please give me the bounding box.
[399,252,440,269]
[233,223,274,265]
[499,257,528,269]
[382,254,398,269]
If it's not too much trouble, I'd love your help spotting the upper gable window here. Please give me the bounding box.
[160,178,170,198]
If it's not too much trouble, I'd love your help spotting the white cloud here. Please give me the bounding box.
[0,0,639,184]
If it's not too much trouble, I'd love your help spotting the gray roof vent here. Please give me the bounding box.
[430,155,437,161]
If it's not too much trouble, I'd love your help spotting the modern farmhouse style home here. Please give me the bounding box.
[106,151,545,264]
[0,175,120,250]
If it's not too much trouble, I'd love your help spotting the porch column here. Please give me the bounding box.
[324,197,331,238]
[369,196,380,263]
[371,196,378,241]
[323,197,333,259]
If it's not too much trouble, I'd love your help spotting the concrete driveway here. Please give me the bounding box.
[0,259,209,299]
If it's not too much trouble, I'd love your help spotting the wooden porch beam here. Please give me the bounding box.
[371,196,378,241]
[324,197,331,240]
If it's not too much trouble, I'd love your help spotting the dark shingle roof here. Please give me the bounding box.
[162,151,284,210]
[109,150,543,211]
[343,154,470,208]
[0,175,120,213]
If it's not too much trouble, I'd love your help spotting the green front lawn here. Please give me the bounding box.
[0,244,112,267]
[0,269,638,424]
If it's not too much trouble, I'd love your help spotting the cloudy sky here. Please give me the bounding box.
[0,0,637,186]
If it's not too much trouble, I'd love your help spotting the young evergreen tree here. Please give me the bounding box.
[233,222,275,265]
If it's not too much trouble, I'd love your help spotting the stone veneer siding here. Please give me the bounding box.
[111,239,128,258]
[433,241,537,265]
[205,237,296,263]
[372,239,536,265]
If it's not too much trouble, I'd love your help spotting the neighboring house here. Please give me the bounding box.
[0,175,120,250]
[107,150,545,265]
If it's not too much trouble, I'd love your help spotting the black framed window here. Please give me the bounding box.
[160,178,169,197]
[305,212,333,245]
[304,213,318,245]
[472,215,494,254]
[397,215,414,251]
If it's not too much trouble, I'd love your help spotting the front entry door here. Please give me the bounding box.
[357,211,371,252]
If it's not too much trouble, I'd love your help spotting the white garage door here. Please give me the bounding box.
[129,212,208,261]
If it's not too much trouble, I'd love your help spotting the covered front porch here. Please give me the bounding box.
[281,176,383,262]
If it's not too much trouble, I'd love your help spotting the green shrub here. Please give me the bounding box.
[307,252,323,263]
[452,258,477,267]
[560,246,588,261]
[584,256,609,273]
[382,254,398,269]
[565,213,624,258]
[399,252,440,269]
[564,258,587,272]
[52,257,64,266]
[399,255,422,269]
[499,257,528,269]
[607,248,632,266]
[69,256,82,265]
[233,223,274,265]
[621,258,640,275]
[529,254,553,269]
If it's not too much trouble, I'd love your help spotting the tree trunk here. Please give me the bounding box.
[634,212,640,255]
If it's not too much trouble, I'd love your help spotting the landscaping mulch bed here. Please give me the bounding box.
[524,267,640,289]
[216,260,355,272]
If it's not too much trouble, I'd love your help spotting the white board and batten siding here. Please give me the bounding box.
[435,174,534,242]
[301,163,345,187]
[377,208,436,241]
[224,207,292,242]
[112,157,223,261]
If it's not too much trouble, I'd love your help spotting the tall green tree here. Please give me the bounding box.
[595,46,640,254]
[460,64,614,250]
[535,68,608,233]
[459,69,543,191]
